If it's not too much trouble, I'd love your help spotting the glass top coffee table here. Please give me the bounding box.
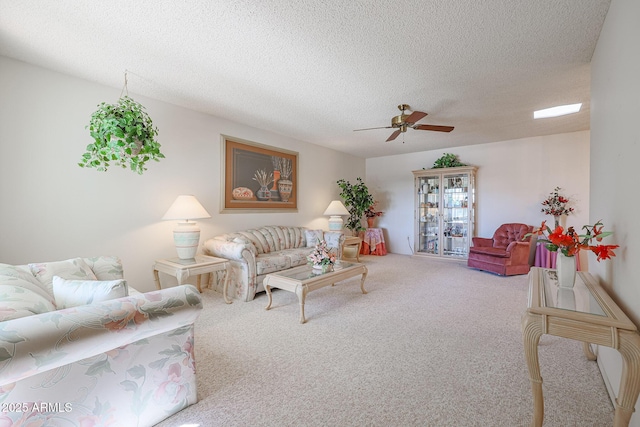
[263,261,368,323]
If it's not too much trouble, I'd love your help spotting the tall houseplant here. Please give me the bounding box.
[337,178,375,232]
[79,96,164,175]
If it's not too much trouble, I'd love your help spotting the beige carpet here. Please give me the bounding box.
[156,254,613,427]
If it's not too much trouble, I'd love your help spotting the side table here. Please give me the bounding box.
[360,228,387,255]
[153,255,232,304]
[341,235,362,262]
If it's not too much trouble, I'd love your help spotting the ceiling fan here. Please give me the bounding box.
[354,104,454,142]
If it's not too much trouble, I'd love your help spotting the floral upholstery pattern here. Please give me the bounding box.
[203,226,344,301]
[0,256,203,426]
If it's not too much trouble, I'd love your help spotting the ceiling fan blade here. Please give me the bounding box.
[353,126,393,131]
[386,130,401,142]
[404,111,427,124]
[414,124,455,133]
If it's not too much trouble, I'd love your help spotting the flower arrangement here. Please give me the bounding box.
[528,220,619,261]
[541,187,574,218]
[365,200,384,218]
[307,240,337,267]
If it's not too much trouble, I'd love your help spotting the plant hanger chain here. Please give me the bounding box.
[120,70,129,99]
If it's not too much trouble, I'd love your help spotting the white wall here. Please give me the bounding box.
[591,0,640,424]
[0,56,365,292]
[365,131,590,255]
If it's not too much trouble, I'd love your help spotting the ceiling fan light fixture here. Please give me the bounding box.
[534,103,582,119]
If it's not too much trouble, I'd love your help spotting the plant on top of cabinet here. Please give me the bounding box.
[337,177,375,232]
[431,153,467,169]
[79,96,164,175]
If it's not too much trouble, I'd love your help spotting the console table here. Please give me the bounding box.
[522,267,640,426]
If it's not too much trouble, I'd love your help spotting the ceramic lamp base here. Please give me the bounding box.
[328,216,344,231]
[173,221,200,259]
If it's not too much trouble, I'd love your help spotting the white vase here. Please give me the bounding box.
[556,252,576,288]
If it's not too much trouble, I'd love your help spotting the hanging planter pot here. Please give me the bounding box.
[78,96,164,175]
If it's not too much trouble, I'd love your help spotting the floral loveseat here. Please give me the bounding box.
[0,256,203,427]
[203,226,344,302]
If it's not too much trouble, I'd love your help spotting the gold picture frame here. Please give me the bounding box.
[221,135,298,212]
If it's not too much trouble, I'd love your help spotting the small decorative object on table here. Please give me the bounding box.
[526,219,619,288]
[307,240,337,273]
[541,186,574,228]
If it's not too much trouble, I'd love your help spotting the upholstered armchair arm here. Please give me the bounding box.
[505,241,531,265]
[0,285,202,386]
[472,237,494,247]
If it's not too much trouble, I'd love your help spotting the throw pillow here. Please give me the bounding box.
[52,276,128,309]
[0,280,57,321]
[29,258,97,296]
[305,229,324,248]
[323,231,343,249]
[83,256,124,280]
[0,264,54,302]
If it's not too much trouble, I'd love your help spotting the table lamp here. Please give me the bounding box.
[162,195,211,259]
[323,200,350,231]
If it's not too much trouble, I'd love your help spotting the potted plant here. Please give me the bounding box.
[364,200,384,228]
[337,177,375,233]
[78,96,165,175]
[432,153,466,168]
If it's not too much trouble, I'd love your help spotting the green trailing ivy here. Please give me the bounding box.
[337,177,375,232]
[432,153,466,168]
[79,96,164,175]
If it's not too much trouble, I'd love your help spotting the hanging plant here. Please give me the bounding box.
[432,153,466,168]
[79,96,164,175]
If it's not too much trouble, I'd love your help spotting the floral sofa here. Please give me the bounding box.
[0,256,203,427]
[203,226,344,302]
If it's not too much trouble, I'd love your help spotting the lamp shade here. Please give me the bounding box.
[324,200,350,231]
[323,200,349,216]
[162,195,211,220]
[162,195,211,259]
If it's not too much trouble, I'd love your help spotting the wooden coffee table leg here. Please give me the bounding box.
[297,286,308,324]
[264,282,273,311]
[360,267,368,294]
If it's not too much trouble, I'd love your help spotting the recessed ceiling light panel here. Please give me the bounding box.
[534,103,582,119]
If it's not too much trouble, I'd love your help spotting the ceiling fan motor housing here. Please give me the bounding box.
[392,104,411,130]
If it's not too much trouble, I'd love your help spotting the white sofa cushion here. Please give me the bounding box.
[52,276,129,309]
[29,257,97,296]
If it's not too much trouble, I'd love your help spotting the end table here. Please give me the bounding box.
[341,235,362,262]
[153,255,232,303]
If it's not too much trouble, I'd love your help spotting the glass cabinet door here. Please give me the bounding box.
[417,176,440,255]
[442,173,470,258]
[413,166,476,259]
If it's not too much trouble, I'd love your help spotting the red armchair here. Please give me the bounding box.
[467,223,534,276]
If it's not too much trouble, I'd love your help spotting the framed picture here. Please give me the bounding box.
[221,135,298,212]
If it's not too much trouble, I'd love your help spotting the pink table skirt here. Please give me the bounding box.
[534,244,581,271]
[359,228,387,256]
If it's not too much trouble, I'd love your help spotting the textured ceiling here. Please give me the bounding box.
[0,0,611,158]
